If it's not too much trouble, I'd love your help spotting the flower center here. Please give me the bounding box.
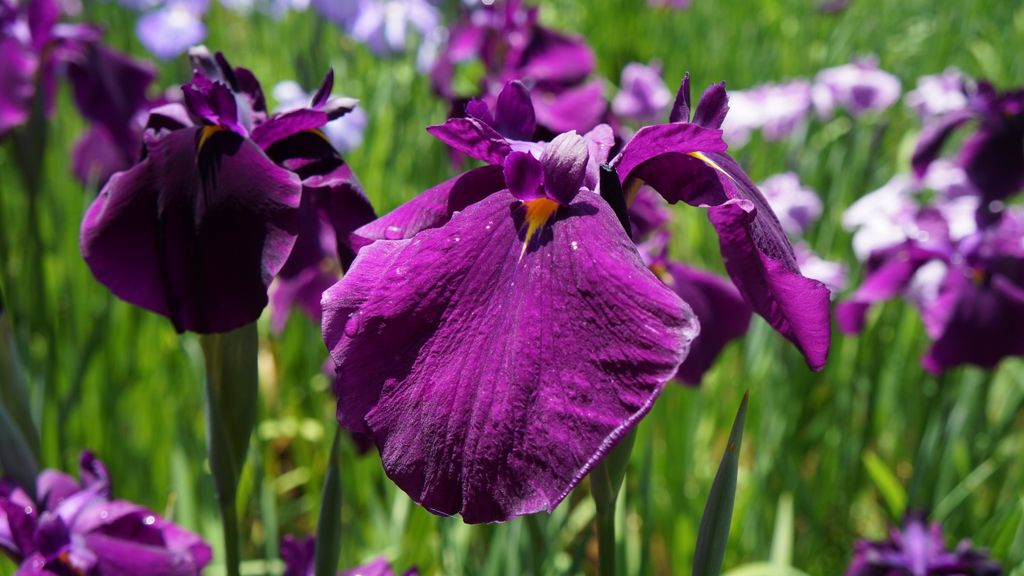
[520,198,560,259]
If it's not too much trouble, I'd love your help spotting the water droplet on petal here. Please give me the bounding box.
[570,241,579,250]
[384,225,403,240]
[143,515,156,525]
[344,312,365,337]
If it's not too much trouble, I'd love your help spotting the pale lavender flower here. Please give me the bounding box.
[796,243,847,296]
[612,61,672,123]
[813,57,901,117]
[905,69,970,121]
[135,0,208,59]
[720,80,812,146]
[313,0,441,57]
[759,172,822,236]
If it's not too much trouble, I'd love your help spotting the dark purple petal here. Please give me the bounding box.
[250,109,330,150]
[464,98,494,126]
[666,262,752,385]
[352,165,506,247]
[504,151,545,202]
[80,128,301,333]
[182,76,246,135]
[340,557,398,576]
[960,118,1024,205]
[923,271,1024,373]
[540,131,588,204]
[311,69,333,109]
[323,191,695,523]
[0,486,37,559]
[64,42,155,146]
[669,74,692,123]
[427,118,511,165]
[691,82,729,129]
[280,535,314,576]
[612,123,728,183]
[494,80,536,140]
[72,126,135,187]
[627,185,671,241]
[911,109,973,178]
[304,162,377,270]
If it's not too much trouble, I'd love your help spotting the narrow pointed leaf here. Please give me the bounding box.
[693,392,748,576]
[314,425,343,576]
[0,295,38,495]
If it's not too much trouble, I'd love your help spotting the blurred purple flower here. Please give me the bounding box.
[813,57,901,117]
[905,68,969,121]
[430,0,605,134]
[839,184,1024,372]
[721,80,812,146]
[0,0,101,137]
[280,535,417,576]
[218,0,309,18]
[0,452,212,575]
[134,0,208,60]
[759,172,822,236]
[795,243,847,296]
[80,48,373,333]
[310,0,440,57]
[912,81,1024,212]
[614,76,832,371]
[846,514,1002,576]
[612,61,672,123]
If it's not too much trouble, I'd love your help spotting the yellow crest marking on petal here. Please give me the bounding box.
[305,128,330,142]
[519,198,560,260]
[625,177,645,206]
[688,151,739,186]
[197,125,225,154]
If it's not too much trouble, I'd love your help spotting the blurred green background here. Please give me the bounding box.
[2,0,1024,574]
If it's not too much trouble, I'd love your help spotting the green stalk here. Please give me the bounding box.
[590,430,637,576]
[201,323,259,576]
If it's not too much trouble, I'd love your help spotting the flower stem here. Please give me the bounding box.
[201,323,259,576]
[590,430,637,576]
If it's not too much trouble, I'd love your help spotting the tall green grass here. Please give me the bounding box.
[2,0,1023,573]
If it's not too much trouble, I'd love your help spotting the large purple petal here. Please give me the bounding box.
[352,165,506,248]
[80,128,301,333]
[517,26,595,85]
[426,118,511,165]
[666,262,751,385]
[323,191,695,523]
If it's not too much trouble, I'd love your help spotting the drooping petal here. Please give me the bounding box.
[64,42,155,146]
[615,128,831,369]
[352,165,505,247]
[426,117,511,165]
[80,128,301,333]
[323,191,695,523]
[666,262,751,385]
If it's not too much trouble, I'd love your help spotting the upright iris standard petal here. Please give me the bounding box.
[323,190,696,523]
[613,95,831,370]
[81,127,301,333]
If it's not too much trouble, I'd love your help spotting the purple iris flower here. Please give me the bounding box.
[65,42,158,187]
[812,57,902,117]
[133,0,208,60]
[846,514,1002,576]
[720,80,812,147]
[80,47,373,334]
[839,189,1024,372]
[280,535,417,576]
[612,61,672,124]
[912,81,1024,212]
[0,451,212,575]
[430,0,605,134]
[613,76,832,370]
[905,69,969,121]
[321,77,828,523]
[0,0,101,137]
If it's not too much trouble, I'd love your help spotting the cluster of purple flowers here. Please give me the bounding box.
[839,77,1024,373]
[0,452,211,574]
[280,535,416,576]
